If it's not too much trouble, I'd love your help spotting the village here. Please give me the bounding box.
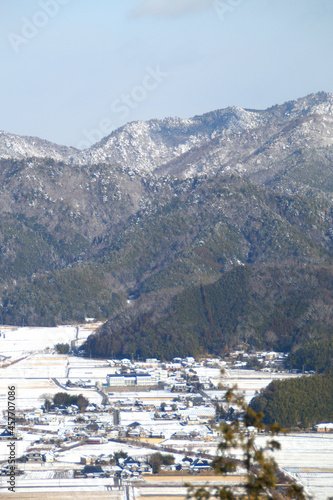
[0,324,332,499]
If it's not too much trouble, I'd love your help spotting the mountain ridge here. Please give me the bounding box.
[2,91,333,183]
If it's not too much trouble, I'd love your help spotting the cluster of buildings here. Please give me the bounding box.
[1,348,323,497]
[76,455,212,479]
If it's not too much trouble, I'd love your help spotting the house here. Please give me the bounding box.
[315,423,333,432]
[108,429,120,438]
[192,458,212,470]
[186,415,200,423]
[148,431,165,439]
[0,429,14,440]
[127,428,144,438]
[43,452,55,463]
[139,463,152,474]
[145,358,160,364]
[24,452,44,463]
[87,436,107,444]
[171,383,188,392]
[81,465,104,477]
[171,430,189,439]
[123,457,140,472]
[83,455,111,466]
[85,405,96,412]
[86,422,99,433]
[81,455,100,465]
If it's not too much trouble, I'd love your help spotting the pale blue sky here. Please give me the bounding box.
[0,0,332,148]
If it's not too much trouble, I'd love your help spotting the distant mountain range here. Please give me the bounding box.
[2,91,333,187]
[0,92,332,360]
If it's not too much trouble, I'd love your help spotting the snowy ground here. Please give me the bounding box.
[256,433,333,500]
[0,326,78,359]
[161,438,218,456]
[0,325,102,412]
[58,440,158,464]
[210,368,303,403]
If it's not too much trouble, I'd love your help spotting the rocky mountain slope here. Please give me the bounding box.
[2,91,333,187]
[0,91,333,358]
[0,131,78,163]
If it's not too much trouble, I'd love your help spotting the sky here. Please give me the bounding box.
[1,0,333,149]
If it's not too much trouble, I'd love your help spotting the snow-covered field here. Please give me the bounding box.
[206,368,302,403]
[0,325,102,411]
[257,433,333,500]
[0,326,78,358]
[58,440,155,464]
[0,375,102,412]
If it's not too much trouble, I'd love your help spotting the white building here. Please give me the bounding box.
[106,373,156,387]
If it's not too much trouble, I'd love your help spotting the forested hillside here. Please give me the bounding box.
[85,264,333,359]
[250,371,333,428]
[250,335,333,428]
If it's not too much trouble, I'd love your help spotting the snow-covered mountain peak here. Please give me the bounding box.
[1,91,333,180]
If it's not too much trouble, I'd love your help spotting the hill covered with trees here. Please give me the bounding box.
[250,371,333,428]
[85,263,333,360]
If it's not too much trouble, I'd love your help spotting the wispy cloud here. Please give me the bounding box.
[129,0,212,19]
